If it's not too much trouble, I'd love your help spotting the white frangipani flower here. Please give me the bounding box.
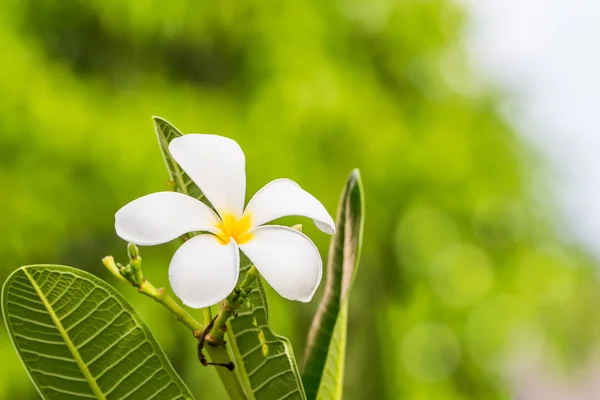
[115,134,335,308]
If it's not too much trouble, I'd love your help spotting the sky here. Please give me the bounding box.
[464,0,600,258]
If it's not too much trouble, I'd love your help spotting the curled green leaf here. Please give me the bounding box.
[302,169,365,400]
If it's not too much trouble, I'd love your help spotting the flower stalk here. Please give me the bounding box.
[102,245,247,400]
[138,280,203,333]
[206,265,260,345]
[137,280,246,399]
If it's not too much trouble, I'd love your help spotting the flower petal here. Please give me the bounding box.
[244,179,335,234]
[115,192,220,246]
[169,134,246,218]
[238,226,322,302]
[169,234,240,308]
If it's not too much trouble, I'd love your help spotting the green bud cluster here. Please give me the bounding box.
[102,243,145,287]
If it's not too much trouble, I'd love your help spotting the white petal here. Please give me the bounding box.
[238,226,322,302]
[169,234,239,308]
[115,192,220,246]
[244,179,335,234]
[169,134,246,218]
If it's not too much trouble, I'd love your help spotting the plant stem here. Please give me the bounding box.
[206,346,246,400]
[206,266,260,345]
[103,253,249,399]
[136,280,247,399]
[138,281,203,333]
[202,307,213,326]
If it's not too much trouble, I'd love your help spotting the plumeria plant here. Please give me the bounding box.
[1,117,364,400]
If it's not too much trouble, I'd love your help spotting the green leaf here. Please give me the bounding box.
[302,169,365,400]
[152,116,206,203]
[2,265,194,400]
[226,259,307,400]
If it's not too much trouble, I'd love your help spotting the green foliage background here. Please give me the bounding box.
[1,0,599,399]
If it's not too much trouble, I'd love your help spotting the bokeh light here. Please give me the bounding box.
[1,0,599,399]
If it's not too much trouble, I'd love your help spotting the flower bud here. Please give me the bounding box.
[127,243,140,261]
[102,256,127,282]
[124,244,144,286]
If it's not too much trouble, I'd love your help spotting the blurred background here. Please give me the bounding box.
[1,0,599,399]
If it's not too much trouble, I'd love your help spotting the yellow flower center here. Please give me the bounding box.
[215,213,253,245]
